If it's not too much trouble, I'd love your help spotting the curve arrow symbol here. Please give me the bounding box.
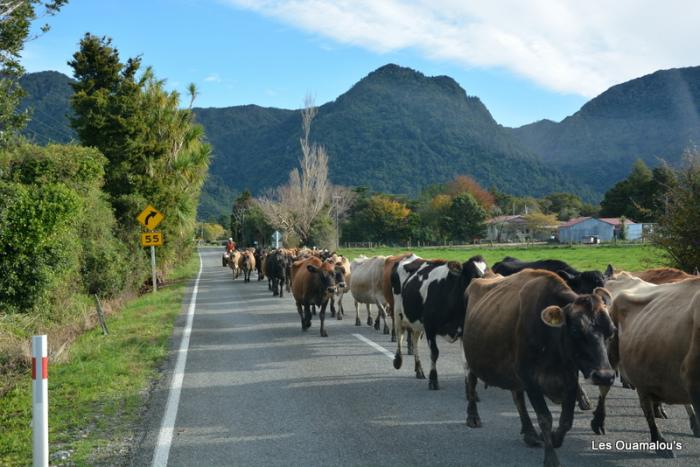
[145,210,157,227]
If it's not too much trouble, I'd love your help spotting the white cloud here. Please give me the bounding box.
[204,73,222,82]
[223,0,700,97]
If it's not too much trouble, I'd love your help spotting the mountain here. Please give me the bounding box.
[196,64,586,218]
[509,66,700,192]
[19,71,76,144]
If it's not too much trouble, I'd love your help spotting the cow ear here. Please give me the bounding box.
[541,306,565,327]
[604,264,614,279]
[447,261,463,276]
[557,270,575,281]
[307,264,319,273]
[593,287,612,307]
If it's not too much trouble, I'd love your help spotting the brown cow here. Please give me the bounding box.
[291,256,346,337]
[464,270,615,467]
[328,255,351,320]
[590,277,700,457]
[382,253,413,342]
[632,267,695,284]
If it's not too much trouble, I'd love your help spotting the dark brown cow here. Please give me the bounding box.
[291,256,346,337]
[464,270,615,467]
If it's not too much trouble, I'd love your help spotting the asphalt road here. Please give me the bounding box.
[135,248,700,466]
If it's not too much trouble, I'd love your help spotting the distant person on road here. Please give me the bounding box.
[226,238,235,253]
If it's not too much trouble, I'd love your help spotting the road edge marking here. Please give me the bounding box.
[152,251,203,467]
[352,333,394,360]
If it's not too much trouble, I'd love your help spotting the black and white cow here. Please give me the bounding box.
[393,255,487,390]
[492,257,612,294]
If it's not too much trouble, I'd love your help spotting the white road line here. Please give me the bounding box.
[353,333,394,360]
[152,252,203,467]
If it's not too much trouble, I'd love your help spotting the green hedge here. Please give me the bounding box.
[0,143,137,315]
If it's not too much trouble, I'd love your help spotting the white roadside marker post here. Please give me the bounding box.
[32,335,49,467]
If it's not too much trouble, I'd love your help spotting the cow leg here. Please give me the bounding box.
[591,384,611,435]
[513,390,540,447]
[413,330,425,379]
[684,404,700,437]
[654,402,668,419]
[311,305,317,316]
[392,311,404,370]
[366,304,373,326]
[639,392,674,458]
[427,332,440,390]
[337,294,344,320]
[279,278,284,298]
[297,302,307,331]
[407,329,414,355]
[303,303,312,330]
[272,278,279,296]
[376,303,390,334]
[526,388,560,467]
[466,371,481,427]
[286,276,291,293]
[354,301,361,326]
[577,381,591,410]
[330,297,336,318]
[319,300,329,337]
[551,385,576,449]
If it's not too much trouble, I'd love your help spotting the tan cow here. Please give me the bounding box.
[590,276,700,457]
[239,249,256,283]
[349,256,390,333]
[228,250,242,280]
[291,256,346,337]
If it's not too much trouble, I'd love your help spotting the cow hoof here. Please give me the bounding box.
[355,318,361,326]
[591,418,606,435]
[367,317,373,326]
[691,416,700,437]
[391,335,396,342]
[320,330,328,338]
[428,381,439,390]
[578,397,592,411]
[466,415,481,428]
[656,448,674,459]
[543,451,560,467]
[330,310,335,317]
[551,432,564,449]
[337,314,343,321]
[393,354,402,370]
[523,431,542,448]
[374,320,380,331]
[415,370,425,380]
[654,404,668,419]
[383,326,390,335]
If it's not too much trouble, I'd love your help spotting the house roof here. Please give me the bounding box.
[599,217,637,226]
[559,216,591,228]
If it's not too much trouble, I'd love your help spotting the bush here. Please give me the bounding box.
[653,152,700,272]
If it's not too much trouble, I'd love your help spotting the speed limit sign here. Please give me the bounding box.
[140,231,164,247]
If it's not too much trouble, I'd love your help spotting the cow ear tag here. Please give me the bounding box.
[541,306,565,327]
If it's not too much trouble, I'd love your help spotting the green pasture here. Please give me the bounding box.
[338,244,666,272]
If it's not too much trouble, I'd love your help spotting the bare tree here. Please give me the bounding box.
[257,95,331,245]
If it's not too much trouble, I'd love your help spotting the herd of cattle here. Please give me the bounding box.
[222,247,700,467]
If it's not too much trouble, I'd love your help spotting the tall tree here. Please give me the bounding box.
[0,0,67,146]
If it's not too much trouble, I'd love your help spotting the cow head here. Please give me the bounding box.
[307,263,344,294]
[452,255,487,279]
[556,269,606,294]
[541,287,616,386]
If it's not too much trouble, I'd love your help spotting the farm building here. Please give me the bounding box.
[485,215,558,243]
[558,217,642,243]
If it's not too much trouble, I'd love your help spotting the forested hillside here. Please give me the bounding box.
[509,66,700,191]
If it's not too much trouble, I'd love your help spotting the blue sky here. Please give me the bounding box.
[22,0,699,127]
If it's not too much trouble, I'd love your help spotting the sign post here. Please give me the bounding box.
[272,230,282,249]
[32,335,48,467]
[137,206,165,293]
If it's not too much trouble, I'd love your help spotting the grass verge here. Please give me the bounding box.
[0,252,200,466]
[338,243,666,272]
